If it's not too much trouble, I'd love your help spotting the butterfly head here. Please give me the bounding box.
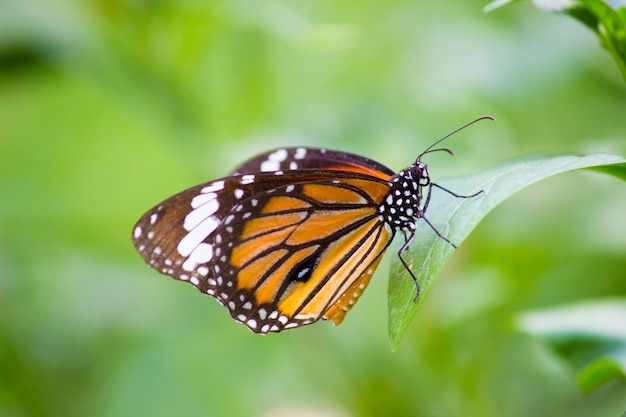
[410,160,431,187]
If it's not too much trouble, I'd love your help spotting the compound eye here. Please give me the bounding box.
[414,163,430,186]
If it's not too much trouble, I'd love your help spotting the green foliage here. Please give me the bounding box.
[389,154,626,349]
[486,0,626,81]
[516,299,626,392]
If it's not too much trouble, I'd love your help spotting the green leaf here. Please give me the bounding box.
[576,0,626,80]
[485,0,626,81]
[515,299,626,392]
[388,153,626,350]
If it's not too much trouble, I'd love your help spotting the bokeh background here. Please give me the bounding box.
[1,0,625,416]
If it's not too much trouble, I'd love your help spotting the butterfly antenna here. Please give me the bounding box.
[417,115,495,161]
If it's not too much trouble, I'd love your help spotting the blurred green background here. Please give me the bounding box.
[1,0,625,416]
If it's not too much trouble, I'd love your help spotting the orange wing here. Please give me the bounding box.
[133,171,383,287]
[206,177,394,333]
[323,256,383,325]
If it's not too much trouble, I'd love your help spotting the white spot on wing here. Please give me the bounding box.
[260,149,288,171]
[261,160,280,171]
[191,192,217,209]
[188,243,213,264]
[182,258,196,271]
[184,200,219,231]
[294,148,307,159]
[272,149,288,160]
[134,226,142,238]
[241,174,255,184]
[177,217,220,256]
[202,181,224,193]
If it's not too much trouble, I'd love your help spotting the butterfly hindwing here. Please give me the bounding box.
[323,255,384,325]
[206,176,394,333]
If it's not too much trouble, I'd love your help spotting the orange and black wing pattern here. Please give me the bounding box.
[206,176,393,332]
[132,166,395,333]
[132,142,480,333]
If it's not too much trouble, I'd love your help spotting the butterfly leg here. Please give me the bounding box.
[432,183,484,199]
[420,182,484,247]
[398,215,461,303]
[397,183,467,302]
[419,183,459,249]
[397,231,421,301]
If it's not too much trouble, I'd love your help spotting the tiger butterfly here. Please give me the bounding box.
[132,117,490,333]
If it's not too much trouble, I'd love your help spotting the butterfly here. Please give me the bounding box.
[132,117,490,334]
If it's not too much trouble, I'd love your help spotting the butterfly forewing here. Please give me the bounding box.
[132,171,347,285]
[133,169,395,333]
[233,147,395,180]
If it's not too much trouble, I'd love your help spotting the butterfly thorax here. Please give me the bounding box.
[380,161,430,233]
